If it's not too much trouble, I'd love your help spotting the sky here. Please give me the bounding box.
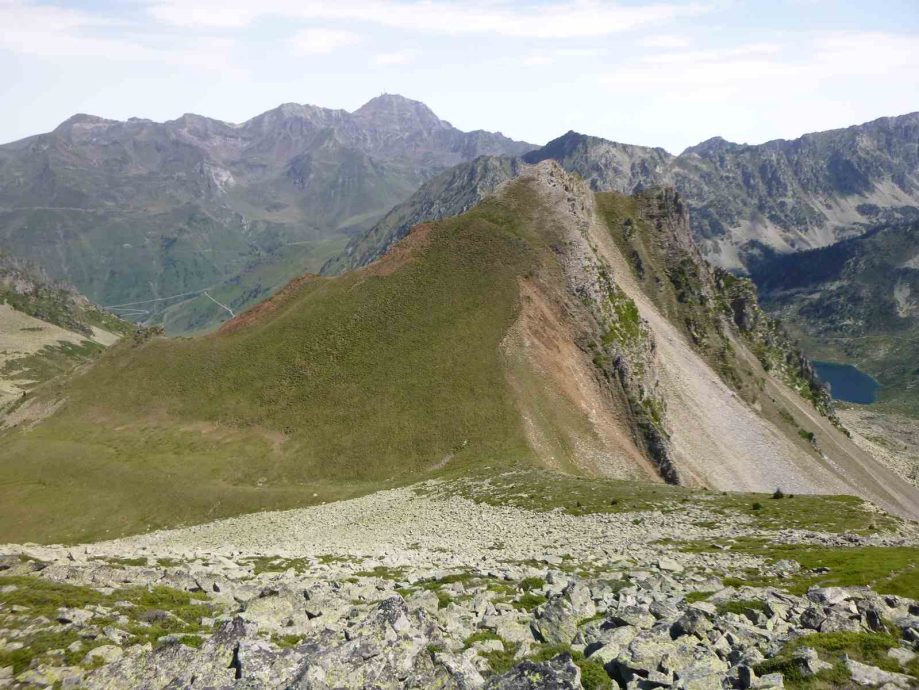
[1,0,918,154]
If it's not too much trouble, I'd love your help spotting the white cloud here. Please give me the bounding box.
[602,32,919,88]
[523,55,554,67]
[144,0,713,38]
[0,0,240,73]
[290,28,363,56]
[373,51,417,65]
[556,48,609,57]
[640,34,691,48]
[641,42,782,64]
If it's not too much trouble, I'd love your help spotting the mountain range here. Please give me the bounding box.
[2,99,918,336]
[0,94,534,333]
[325,113,919,277]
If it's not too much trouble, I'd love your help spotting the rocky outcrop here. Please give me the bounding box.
[713,270,838,425]
[532,114,919,270]
[0,250,129,339]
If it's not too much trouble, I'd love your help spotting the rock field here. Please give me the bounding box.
[1,480,919,689]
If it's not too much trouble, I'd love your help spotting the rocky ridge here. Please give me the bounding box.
[2,481,918,689]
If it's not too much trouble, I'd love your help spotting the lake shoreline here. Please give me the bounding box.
[814,361,881,405]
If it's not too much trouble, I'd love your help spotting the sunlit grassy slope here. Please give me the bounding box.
[0,182,548,544]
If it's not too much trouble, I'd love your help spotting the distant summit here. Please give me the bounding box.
[0,95,535,334]
[352,93,448,131]
[681,135,745,157]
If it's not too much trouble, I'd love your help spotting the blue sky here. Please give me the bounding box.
[1,0,918,153]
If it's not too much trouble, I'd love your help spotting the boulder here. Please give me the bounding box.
[672,610,713,639]
[658,558,683,573]
[610,605,656,630]
[753,672,785,688]
[533,600,579,646]
[789,647,832,677]
[565,581,597,620]
[435,650,487,689]
[819,612,862,634]
[806,587,849,607]
[887,647,917,665]
[57,607,94,626]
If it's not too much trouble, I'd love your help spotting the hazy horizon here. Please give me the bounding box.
[1,0,918,153]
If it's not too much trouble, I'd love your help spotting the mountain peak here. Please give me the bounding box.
[352,94,448,131]
[53,113,117,134]
[681,135,743,157]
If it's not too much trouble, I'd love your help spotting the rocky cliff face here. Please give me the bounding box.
[335,160,847,483]
[0,95,534,333]
[486,163,917,516]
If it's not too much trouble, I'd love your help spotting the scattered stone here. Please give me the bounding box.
[658,557,683,572]
[790,647,833,677]
[1,480,917,690]
[533,599,579,645]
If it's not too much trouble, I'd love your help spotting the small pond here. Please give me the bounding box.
[813,361,881,404]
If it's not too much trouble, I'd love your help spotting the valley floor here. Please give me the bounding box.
[2,475,919,689]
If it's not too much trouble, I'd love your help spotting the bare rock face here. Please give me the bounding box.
[526,115,919,271]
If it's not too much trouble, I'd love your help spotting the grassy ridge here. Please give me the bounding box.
[0,182,546,544]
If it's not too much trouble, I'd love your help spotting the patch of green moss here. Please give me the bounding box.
[271,633,303,648]
[755,632,906,690]
[512,592,547,611]
[684,591,714,604]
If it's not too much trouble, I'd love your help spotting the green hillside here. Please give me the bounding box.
[0,182,547,544]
